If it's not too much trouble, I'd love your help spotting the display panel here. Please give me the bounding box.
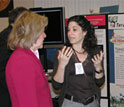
[108,14,124,107]
[46,48,60,70]
[30,7,65,44]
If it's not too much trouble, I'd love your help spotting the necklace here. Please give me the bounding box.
[72,48,84,54]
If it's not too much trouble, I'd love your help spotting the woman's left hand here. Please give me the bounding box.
[91,51,104,71]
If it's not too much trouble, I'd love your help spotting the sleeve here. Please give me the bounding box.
[95,74,105,87]
[93,46,105,87]
[11,58,38,107]
[51,78,63,90]
[51,55,63,90]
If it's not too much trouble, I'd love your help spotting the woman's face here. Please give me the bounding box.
[37,32,46,49]
[32,32,46,50]
[67,21,87,46]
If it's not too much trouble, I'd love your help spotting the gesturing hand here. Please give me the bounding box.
[91,51,104,71]
[57,46,73,67]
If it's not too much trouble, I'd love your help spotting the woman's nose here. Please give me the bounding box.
[68,30,72,35]
[43,32,46,38]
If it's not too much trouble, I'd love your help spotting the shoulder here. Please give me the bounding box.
[9,48,33,62]
[6,48,36,71]
[12,48,27,57]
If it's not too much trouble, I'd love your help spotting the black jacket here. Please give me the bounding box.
[0,25,12,107]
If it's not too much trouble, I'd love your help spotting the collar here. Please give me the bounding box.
[30,49,40,59]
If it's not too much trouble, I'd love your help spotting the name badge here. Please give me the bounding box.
[75,63,84,75]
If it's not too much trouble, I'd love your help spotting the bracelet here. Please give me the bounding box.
[95,70,103,74]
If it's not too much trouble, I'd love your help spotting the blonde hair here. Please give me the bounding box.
[8,11,48,50]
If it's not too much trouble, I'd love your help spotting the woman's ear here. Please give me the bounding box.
[83,31,87,36]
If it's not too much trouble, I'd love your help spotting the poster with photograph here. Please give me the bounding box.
[108,14,124,107]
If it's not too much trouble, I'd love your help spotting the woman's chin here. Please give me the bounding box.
[39,46,43,49]
[69,41,75,44]
[37,45,43,49]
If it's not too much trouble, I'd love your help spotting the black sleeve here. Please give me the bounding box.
[95,75,105,87]
[52,78,63,90]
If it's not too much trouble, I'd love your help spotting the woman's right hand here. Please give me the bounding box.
[57,46,73,68]
[53,46,73,83]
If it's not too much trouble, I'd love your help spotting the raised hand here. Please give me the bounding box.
[53,46,73,83]
[57,46,73,67]
[91,51,104,71]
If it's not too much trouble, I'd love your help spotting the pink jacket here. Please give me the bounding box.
[6,48,53,107]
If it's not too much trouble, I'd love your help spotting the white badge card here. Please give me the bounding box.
[75,63,84,75]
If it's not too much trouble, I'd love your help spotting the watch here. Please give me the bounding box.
[95,70,103,74]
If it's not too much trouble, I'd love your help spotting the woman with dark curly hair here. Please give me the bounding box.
[52,15,105,107]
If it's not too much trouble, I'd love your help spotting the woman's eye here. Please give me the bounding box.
[73,28,77,31]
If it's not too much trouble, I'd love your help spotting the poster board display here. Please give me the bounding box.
[108,13,124,107]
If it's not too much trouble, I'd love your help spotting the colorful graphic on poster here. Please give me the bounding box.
[86,15,106,26]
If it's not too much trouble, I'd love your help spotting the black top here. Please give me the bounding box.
[52,48,105,107]
[67,54,96,100]
[0,25,12,107]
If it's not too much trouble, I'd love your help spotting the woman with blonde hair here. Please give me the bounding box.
[6,11,53,107]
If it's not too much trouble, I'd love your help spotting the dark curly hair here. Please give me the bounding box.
[8,7,28,25]
[67,15,98,55]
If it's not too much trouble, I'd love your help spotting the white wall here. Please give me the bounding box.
[1,0,124,31]
[34,0,124,18]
